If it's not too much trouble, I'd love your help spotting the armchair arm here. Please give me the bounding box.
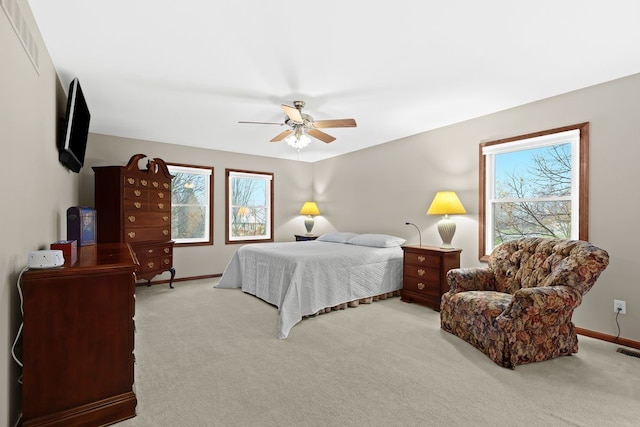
[497,285,583,330]
[446,267,496,294]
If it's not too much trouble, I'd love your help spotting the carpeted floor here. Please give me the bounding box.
[116,279,640,427]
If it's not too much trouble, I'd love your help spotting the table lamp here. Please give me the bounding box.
[299,202,320,235]
[426,191,466,248]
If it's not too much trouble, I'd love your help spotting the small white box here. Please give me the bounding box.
[28,250,64,269]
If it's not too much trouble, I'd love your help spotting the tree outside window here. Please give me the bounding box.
[479,123,589,261]
[167,163,214,246]
[226,169,273,243]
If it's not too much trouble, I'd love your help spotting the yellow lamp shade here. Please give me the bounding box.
[299,202,320,216]
[426,192,466,215]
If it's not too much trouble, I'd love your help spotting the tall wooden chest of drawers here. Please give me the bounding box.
[93,154,176,287]
[401,245,461,311]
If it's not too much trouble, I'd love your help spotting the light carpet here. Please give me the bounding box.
[116,279,639,427]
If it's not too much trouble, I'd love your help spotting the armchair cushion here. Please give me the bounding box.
[441,238,609,368]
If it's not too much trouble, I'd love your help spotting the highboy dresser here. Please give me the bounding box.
[93,154,176,287]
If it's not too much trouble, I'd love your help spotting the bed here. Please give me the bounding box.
[216,232,405,338]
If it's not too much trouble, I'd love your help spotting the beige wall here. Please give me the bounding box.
[1,1,80,424]
[313,72,640,342]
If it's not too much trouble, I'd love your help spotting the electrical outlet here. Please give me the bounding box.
[614,300,626,314]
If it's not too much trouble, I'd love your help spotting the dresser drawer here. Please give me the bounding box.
[133,241,173,274]
[124,226,171,243]
[404,264,440,282]
[124,199,150,211]
[149,190,170,202]
[403,275,441,298]
[124,187,149,201]
[134,242,173,260]
[124,211,171,227]
[124,175,151,188]
[149,180,170,191]
[149,200,170,211]
[404,252,440,266]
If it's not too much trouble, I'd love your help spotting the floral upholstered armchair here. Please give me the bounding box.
[440,238,609,369]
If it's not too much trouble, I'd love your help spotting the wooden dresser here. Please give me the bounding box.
[93,154,175,287]
[401,245,461,310]
[21,244,138,427]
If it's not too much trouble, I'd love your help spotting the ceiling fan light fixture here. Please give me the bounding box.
[286,131,311,150]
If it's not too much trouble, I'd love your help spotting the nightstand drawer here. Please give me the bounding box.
[404,252,440,266]
[404,265,439,282]
[403,276,440,297]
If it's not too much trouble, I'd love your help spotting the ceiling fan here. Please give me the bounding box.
[238,101,357,147]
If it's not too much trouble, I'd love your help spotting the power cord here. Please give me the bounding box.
[10,267,28,427]
[11,266,29,369]
[614,306,622,342]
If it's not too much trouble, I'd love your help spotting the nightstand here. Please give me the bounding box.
[295,234,319,241]
[401,245,462,311]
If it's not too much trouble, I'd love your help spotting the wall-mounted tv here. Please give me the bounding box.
[59,78,90,173]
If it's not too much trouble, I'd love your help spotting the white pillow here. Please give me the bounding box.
[316,232,359,243]
[347,233,406,248]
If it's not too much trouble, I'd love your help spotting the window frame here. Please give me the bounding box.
[478,122,589,261]
[166,162,214,247]
[225,168,274,244]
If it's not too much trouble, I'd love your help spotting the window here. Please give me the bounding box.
[479,123,589,261]
[167,163,214,246]
[226,169,274,243]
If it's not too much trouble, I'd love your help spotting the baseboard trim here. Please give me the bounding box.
[576,327,640,350]
[136,273,221,287]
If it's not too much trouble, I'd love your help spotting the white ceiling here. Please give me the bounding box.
[26,0,640,162]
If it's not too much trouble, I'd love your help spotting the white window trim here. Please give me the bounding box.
[167,164,213,245]
[227,170,273,242]
[481,127,585,258]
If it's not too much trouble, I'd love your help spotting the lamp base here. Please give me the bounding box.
[437,215,456,248]
[304,216,315,235]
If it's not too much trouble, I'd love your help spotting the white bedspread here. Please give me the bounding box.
[216,241,403,338]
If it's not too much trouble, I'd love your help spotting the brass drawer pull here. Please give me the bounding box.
[153,181,159,187]
[134,190,141,197]
[127,177,135,185]
[164,248,170,254]
[163,183,169,189]
[158,192,164,199]
[128,216,136,223]
[148,249,154,254]
[128,232,136,239]
[134,202,141,209]
[163,229,169,236]
[141,179,148,187]
[147,261,154,268]
[417,282,425,290]
[163,259,170,265]
[158,203,164,209]
[417,256,425,262]
[417,268,425,276]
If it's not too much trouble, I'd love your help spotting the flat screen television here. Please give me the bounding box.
[59,78,90,173]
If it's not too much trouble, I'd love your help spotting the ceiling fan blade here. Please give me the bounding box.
[238,121,284,125]
[307,128,336,143]
[313,119,357,128]
[270,129,292,142]
[282,104,303,123]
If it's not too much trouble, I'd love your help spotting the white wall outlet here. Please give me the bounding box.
[614,299,626,314]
